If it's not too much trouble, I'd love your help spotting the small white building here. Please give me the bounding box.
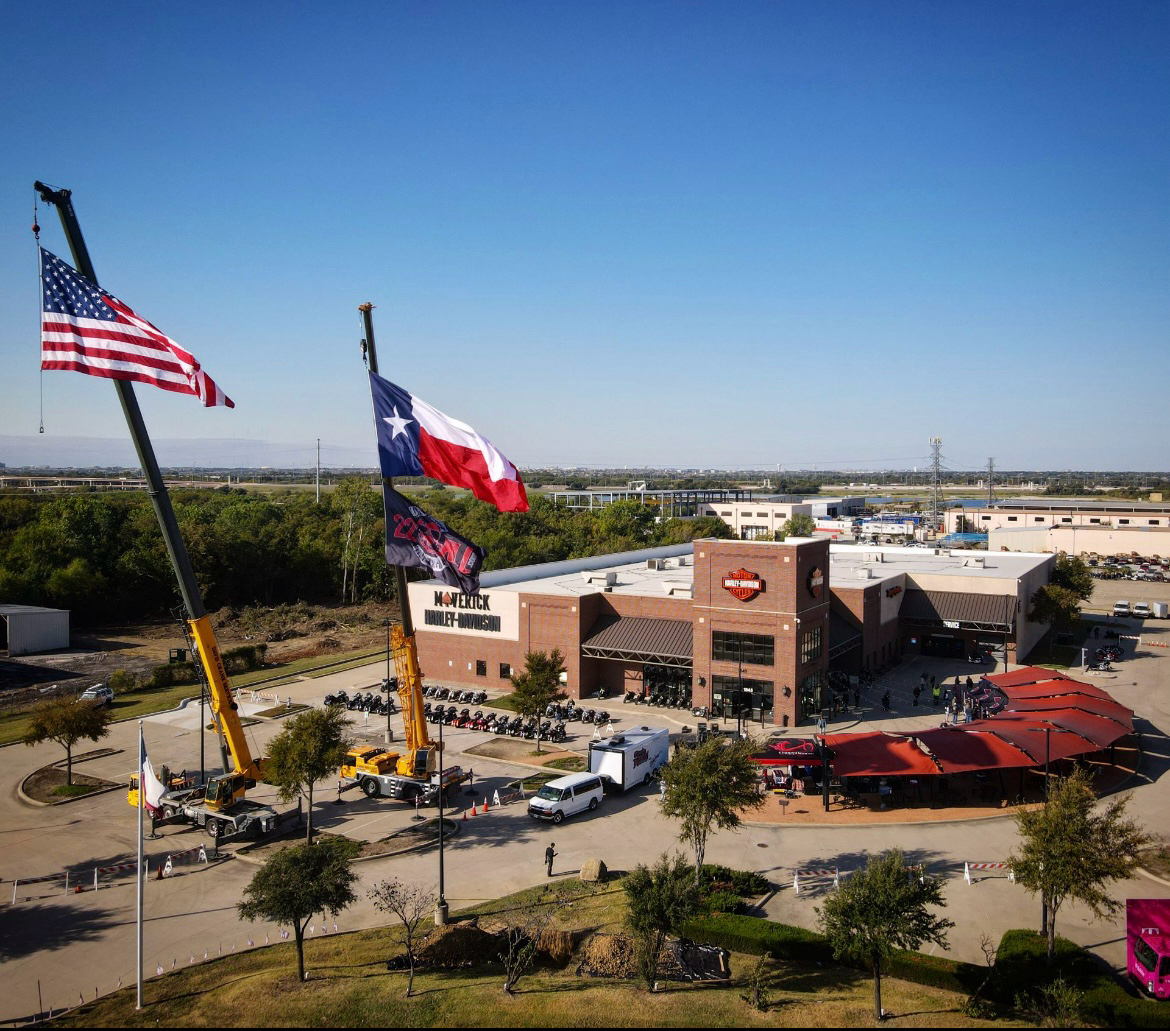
[0,605,71,657]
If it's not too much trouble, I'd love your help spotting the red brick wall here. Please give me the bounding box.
[692,538,830,728]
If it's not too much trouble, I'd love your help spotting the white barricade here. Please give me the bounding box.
[964,861,1014,885]
[793,867,839,895]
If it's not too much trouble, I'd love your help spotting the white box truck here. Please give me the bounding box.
[1153,602,1169,620]
[588,726,670,791]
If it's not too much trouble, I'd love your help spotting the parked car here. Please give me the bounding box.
[1133,602,1152,619]
[80,684,114,707]
[1113,601,1131,618]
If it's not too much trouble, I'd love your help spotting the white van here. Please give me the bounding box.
[527,772,604,825]
[1113,601,1131,618]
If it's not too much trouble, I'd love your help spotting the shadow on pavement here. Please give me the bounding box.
[0,899,120,961]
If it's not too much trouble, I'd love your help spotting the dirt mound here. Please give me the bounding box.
[417,923,501,968]
[578,932,638,978]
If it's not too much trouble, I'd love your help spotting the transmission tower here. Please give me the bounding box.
[986,458,995,507]
[929,437,943,535]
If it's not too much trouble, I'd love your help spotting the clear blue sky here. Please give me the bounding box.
[1,1,1167,472]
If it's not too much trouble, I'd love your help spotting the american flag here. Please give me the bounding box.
[39,248,234,407]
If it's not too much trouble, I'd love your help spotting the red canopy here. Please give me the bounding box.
[824,675,1134,779]
[984,667,1076,689]
[911,726,1037,773]
[824,732,939,777]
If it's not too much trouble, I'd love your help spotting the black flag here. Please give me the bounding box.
[383,488,485,595]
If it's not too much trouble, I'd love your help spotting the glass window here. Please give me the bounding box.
[499,662,512,679]
[1134,937,1159,974]
[713,631,774,665]
[475,660,487,677]
[712,675,773,720]
[800,626,823,664]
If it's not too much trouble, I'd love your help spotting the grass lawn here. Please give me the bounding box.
[47,879,1021,1029]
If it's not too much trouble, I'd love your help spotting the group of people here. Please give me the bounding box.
[873,672,988,722]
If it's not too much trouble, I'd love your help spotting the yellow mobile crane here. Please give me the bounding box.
[36,183,274,842]
[339,623,469,803]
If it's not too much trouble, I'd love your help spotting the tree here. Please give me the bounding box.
[509,649,567,754]
[1050,553,1094,602]
[1010,765,1152,965]
[818,848,954,1022]
[369,878,436,997]
[624,852,701,991]
[1028,584,1084,636]
[775,513,816,540]
[265,707,353,843]
[658,736,764,886]
[23,696,111,786]
[237,836,359,982]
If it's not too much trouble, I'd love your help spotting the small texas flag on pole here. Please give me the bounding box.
[369,371,528,513]
[139,734,167,814]
[40,247,234,407]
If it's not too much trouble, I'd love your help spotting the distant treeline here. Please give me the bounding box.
[0,484,731,623]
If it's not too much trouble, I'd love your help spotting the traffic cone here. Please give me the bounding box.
[483,796,490,812]
[462,809,468,822]
[470,803,477,816]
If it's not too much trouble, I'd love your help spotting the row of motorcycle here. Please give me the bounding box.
[424,704,568,741]
[545,702,611,725]
[323,689,397,715]
[423,686,489,704]
[622,688,693,709]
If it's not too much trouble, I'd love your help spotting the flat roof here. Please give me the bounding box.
[990,498,1170,513]
[460,540,1050,600]
[827,545,1051,584]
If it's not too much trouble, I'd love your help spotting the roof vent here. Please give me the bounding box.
[582,571,618,586]
[962,556,986,568]
[856,568,872,580]
[646,559,663,570]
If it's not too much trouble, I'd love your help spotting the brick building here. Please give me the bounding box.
[408,538,1052,728]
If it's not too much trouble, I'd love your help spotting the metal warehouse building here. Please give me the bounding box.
[0,604,71,657]
[409,539,1053,729]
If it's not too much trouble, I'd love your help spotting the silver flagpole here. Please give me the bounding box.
[137,719,144,1010]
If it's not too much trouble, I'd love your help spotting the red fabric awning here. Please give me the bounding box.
[911,726,1036,773]
[978,720,1101,762]
[984,666,1076,689]
[824,732,939,777]
[1003,681,1113,703]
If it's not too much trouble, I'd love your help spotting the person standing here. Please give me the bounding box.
[931,681,941,706]
[545,842,557,877]
[912,684,921,707]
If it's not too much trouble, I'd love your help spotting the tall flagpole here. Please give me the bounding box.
[137,720,144,1010]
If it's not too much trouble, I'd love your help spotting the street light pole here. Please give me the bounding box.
[436,715,448,925]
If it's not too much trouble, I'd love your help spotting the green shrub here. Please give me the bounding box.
[222,643,269,673]
[683,912,982,995]
[703,889,742,916]
[995,929,1160,1028]
[145,661,198,689]
[109,668,139,694]
[681,913,834,965]
[699,864,770,897]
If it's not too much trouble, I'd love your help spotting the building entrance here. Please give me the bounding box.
[643,663,692,707]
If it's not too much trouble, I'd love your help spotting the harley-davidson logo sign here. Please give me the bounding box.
[722,568,764,601]
[807,566,824,599]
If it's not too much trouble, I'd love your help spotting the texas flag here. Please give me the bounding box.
[369,372,529,512]
[139,735,167,814]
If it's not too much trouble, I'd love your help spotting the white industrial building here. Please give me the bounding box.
[0,605,71,657]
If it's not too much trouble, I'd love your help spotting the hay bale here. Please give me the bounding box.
[535,927,574,964]
[579,857,607,883]
[579,932,638,978]
[417,923,500,968]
